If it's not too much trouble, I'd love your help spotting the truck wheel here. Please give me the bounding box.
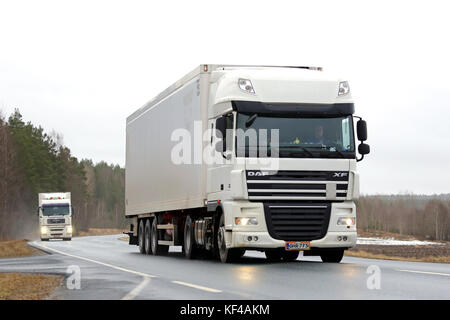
[184,215,198,259]
[151,216,169,256]
[144,219,152,255]
[265,249,282,262]
[320,249,344,263]
[282,251,299,262]
[63,238,72,241]
[138,220,145,254]
[41,238,49,242]
[217,214,241,263]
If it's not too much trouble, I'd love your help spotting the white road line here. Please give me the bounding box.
[172,280,222,293]
[32,241,224,297]
[32,241,156,278]
[397,269,450,277]
[122,277,151,300]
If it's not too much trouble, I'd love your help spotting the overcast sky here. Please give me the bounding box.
[0,0,449,195]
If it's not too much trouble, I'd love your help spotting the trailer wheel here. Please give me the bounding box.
[265,249,282,262]
[144,219,152,255]
[217,214,241,263]
[184,215,198,259]
[282,251,299,262]
[320,249,344,263]
[138,220,145,254]
[151,216,169,256]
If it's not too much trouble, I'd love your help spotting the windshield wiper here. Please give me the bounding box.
[245,114,258,128]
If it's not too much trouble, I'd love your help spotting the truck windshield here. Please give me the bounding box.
[42,204,70,216]
[236,114,355,158]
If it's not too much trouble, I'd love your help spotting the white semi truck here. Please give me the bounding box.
[125,65,370,263]
[38,192,73,241]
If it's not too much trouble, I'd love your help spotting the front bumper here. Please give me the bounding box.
[40,225,72,239]
[222,200,357,249]
[231,230,356,249]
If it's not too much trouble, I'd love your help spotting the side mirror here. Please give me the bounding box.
[71,206,75,216]
[357,120,368,141]
[358,143,370,155]
[37,207,40,216]
[357,142,370,162]
[215,141,227,153]
[215,116,227,153]
[215,116,226,139]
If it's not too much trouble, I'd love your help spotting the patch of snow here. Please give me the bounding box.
[357,237,443,246]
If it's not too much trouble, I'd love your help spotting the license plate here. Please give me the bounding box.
[285,241,311,251]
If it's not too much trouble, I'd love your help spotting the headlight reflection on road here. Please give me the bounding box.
[338,265,359,278]
[235,266,259,283]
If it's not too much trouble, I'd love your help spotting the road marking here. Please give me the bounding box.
[122,277,151,300]
[32,241,156,278]
[172,280,222,293]
[32,241,224,296]
[397,269,450,277]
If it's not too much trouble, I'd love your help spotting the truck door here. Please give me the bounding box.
[207,112,235,200]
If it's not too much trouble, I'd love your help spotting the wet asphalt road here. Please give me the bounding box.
[0,234,449,300]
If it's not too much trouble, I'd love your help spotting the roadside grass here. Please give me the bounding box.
[356,230,449,243]
[0,240,45,259]
[0,273,62,300]
[346,247,450,263]
[346,230,450,263]
[357,230,419,241]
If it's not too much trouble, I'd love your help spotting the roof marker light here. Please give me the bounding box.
[238,78,255,94]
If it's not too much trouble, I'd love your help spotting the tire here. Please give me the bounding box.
[265,250,282,262]
[184,215,199,259]
[41,238,49,242]
[63,238,71,241]
[320,249,344,263]
[138,220,145,254]
[151,216,169,256]
[144,219,152,255]
[217,213,241,263]
[282,251,299,262]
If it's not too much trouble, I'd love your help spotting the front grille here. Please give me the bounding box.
[246,170,349,201]
[264,202,331,241]
[48,218,65,224]
[50,228,64,232]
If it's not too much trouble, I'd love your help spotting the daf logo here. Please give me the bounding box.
[333,172,348,178]
[247,171,270,177]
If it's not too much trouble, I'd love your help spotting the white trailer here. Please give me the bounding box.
[38,192,73,241]
[125,65,370,263]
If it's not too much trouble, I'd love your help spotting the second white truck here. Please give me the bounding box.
[38,192,73,241]
[124,65,370,263]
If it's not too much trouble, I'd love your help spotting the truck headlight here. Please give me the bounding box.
[67,226,73,233]
[41,226,48,234]
[235,217,258,226]
[338,81,350,96]
[238,79,255,94]
[337,217,355,226]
